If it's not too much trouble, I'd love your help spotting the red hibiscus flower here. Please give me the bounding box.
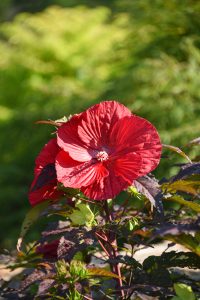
[29,138,63,206]
[36,239,59,259]
[55,101,162,200]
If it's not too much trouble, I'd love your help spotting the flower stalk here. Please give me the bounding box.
[103,200,124,298]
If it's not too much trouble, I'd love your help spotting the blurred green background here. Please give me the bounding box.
[0,0,200,249]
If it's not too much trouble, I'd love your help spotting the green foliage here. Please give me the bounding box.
[0,0,200,248]
[172,283,196,300]
[2,161,200,298]
[68,202,95,227]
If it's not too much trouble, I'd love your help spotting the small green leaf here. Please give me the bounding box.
[68,203,94,227]
[172,283,196,300]
[127,218,140,231]
[17,201,50,251]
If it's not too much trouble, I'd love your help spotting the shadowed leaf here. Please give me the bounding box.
[17,201,50,251]
[172,163,200,182]
[20,269,52,291]
[143,251,200,270]
[151,221,200,255]
[37,279,55,297]
[134,175,164,218]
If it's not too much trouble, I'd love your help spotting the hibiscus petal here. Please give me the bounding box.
[56,150,109,189]
[81,167,129,200]
[29,180,62,206]
[110,116,162,176]
[29,138,63,206]
[34,138,60,175]
[57,114,93,162]
[114,153,142,184]
[78,100,132,149]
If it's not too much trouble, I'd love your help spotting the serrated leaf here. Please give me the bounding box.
[173,283,196,300]
[164,195,200,212]
[143,251,200,270]
[165,234,200,256]
[20,269,50,291]
[37,279,55,297]
[134,175,164,218]
[88,268,122,279]
[68,203,94,227]
[151,221,200,255]
[17,201,50,251]
[162,144,192,163]
[162,180,200,195]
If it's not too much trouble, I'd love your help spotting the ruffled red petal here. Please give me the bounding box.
[56,150,109,189]
[34,138,60,175]
[29,181,62,206]
[57,113,93,162]
[29,138,63,206]
[114,152,142,184]
[51,101,161,201]
[79,100,132,148]
[57,101,131,162]
[81,167,129,200]
[110,115,162,176]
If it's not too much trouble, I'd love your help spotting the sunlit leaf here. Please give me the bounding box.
[88,268,122,279]
[68,203,94,227]
[162,180,200,195]
[172,283,196,300]
[164,195,200,212]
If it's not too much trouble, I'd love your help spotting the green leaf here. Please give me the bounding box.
[162,180,200,195]
[172,283,196,300]
[164,195,200,213]
[68,203,94,227]
[127,218,140,231]
[17,201,50,251]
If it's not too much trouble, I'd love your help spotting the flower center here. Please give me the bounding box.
[96,151,109,162]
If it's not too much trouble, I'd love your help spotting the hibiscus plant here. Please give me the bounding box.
[1,101,200,299]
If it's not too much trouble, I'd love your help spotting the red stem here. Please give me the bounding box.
[103,200,124,298]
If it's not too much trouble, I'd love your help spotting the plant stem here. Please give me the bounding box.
[103,200,124,298]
